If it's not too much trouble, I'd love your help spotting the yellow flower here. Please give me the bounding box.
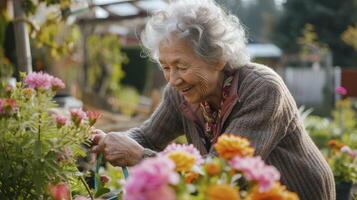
[207,184,240,200]
[184,171,200,183]
[245,182,299,200]
[215,134,254,160]
[167,151,196,172]
[205,162,221,176]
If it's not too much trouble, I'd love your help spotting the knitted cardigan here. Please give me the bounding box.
[126,63,335,200]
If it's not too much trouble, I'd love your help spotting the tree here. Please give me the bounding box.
[275,0,357,67]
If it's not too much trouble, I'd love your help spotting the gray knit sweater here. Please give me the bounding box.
[127,63,335,200]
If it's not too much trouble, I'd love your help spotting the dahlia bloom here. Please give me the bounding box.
[123,156,179,200]
[215,134,254,160]
[229,156,280,192]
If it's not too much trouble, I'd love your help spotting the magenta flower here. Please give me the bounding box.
[55,115,68,128]
[70,108,87,126]
[335,86,347,96]
[24,72,53,90]
[86,111,102,126]
[123,156,179,200]
[161,143,204,165]
[51,77,66,91]
[229,156,280,192]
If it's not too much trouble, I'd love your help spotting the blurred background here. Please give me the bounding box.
[0,0,357,129]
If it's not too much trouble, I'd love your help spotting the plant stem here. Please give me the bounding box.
[79,176,94,200]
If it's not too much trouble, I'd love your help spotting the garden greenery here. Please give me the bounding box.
[0,72,99,199]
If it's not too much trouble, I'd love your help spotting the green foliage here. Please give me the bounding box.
[31,16,80,59]
[0,74,92,199]
[275,0,357,66]
[305,98,357,149]
[87,34,128,96]
[327,149,357,184]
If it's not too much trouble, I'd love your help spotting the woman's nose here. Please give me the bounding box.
[168,70,183,87]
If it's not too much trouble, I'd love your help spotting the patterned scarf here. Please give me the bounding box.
[200,71,234,143]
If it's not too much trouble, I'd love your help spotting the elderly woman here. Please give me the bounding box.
[92,0,335,199]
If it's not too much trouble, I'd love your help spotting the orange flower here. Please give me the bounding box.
[207,184,240,200]
[167,151,196,172]
[328,139,344,150]
[245,182,299,200]
[215,134,254,160]
[184,171,200,183]
[205,162,221,176]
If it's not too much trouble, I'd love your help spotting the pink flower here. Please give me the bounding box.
[0,98,18,116]
[335,86,347,96]
[48,183,71,200]
[229,156,280,192]
[55,114,68,128]
[340,146,357,158]
[86,111,102,126]
[24,72,53,90]
[161,144,204,165]
[51,77,66,91]
[24,71,65,91]
[70,108,87,126]
[123,156,179,200]
[100,175,110,184]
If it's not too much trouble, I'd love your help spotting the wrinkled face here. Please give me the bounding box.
[159,35,225,104]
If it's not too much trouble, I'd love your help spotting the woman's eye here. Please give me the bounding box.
[177,64,188,71]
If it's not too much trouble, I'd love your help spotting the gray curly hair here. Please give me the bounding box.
[141,0,250,67]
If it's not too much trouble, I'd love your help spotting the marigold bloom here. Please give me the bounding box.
[215,134,254,160]
[205,162,221,176]
[229,156,280,192]
[184,171,200,183]
[245,182,299,200]
[207,184,240,200]
[328,139,344,150]
[86,111,102,126]
[167,151,196,172]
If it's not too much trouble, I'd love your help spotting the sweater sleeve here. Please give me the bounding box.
[125,85,184,152]
[223,79,295,159]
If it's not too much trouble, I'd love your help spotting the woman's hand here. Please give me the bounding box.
[91,130,144,167]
